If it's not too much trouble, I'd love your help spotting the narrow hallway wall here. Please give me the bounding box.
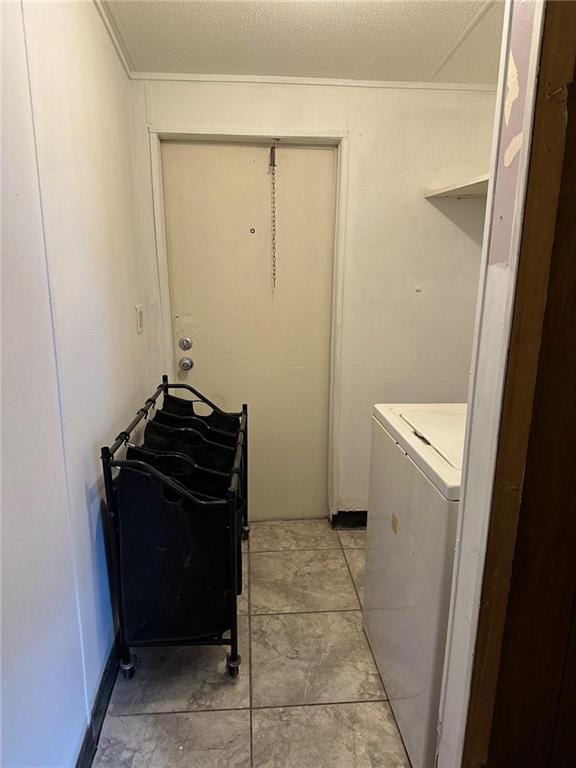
[2,4,87,764]
[21,0,148,704]
[2,1,148,764]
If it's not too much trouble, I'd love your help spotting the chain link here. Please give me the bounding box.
[270,144,278,293]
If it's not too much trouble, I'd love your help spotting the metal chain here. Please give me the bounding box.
[270,143,278,293]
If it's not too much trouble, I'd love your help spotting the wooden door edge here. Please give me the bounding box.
[462,2,576,766]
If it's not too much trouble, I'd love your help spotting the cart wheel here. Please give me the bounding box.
[226,653,241,677]
[242,526,250,540]
[227,664,240,678]
[120,654,136,680]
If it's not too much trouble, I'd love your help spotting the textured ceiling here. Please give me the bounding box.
[432,1,504,83]
[103,0,503,84]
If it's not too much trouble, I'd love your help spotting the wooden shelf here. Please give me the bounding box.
[424,173,489,200]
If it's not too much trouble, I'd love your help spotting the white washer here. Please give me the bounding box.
[363,403,467,768]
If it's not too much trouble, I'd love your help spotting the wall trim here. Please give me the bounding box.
[150,127,346,144]
[148,133,174,377]
[132,71,497,92]
[75,641,118,768]
[331,510,368,529]
[92,0,133,76]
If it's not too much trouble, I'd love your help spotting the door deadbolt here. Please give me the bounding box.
[178,337,193,351]
[179,357,194,372]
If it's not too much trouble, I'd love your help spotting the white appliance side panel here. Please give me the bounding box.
[364,417,458,768]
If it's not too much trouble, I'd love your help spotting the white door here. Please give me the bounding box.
[160,141,337,521]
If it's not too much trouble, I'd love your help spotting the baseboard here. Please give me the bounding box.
[75,640,118,768]
[331,510,367,529]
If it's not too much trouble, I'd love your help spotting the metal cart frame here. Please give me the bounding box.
[160,375,249,539]
[100,377,248,679]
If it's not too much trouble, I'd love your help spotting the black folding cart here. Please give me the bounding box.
[101,377,248,679]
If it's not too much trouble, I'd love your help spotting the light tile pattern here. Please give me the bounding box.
[253,702,409,768]
[337,529,367,549]
[251,611,384,707]
[251,549,359,614]
[108,619,250,715]
[250,519,340,552]
[94,710,251,767]
[94,520,408,767]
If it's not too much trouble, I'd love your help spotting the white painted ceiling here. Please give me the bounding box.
[103,0,504,84]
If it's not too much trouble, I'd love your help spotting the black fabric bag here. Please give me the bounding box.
[144,420,234,472]
[153,408,237,446]
[116,468,241,645]
[162,392,241,432]
[126,444,231,499]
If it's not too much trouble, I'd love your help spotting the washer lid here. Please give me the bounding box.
[373,403,468,500]
[399,405,466,470]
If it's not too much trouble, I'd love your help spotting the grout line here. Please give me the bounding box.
[338,533,363,612]
[250,518,329,523]
[336,530,404,736]
[246,536,254,768]
[339,539,364,617]
[105,696,400,717]
[250,608,362,618]
[108,694,389,719]
[252,698,387,712]
[108,705,251,718]
[249,545,367,554]
[250,546,341,554]
[362,621,411,765]
[340,536,412,764]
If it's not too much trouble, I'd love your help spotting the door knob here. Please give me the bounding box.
[179,357,194,372]
[178,337,192,351]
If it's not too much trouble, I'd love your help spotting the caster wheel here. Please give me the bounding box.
[226,653,241,677]
[120,654,136,680]
[242,526,250,541]
[227,664,240,678]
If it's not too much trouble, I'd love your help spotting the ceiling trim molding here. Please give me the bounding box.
[92,0,134,75]
[148,127,347,144]
[429,0,496,81]
[131,71,497,92]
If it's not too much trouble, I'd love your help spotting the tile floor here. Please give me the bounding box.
[94,520,409,767]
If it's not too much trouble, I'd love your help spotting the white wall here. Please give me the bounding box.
[133,79,496,511]
[2,1,146,764]
[2,4,87,764]
[22,0,148,701]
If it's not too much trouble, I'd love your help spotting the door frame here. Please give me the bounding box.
[438,0,572,764]
[148,128,349,518]
[460,1,576,765]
